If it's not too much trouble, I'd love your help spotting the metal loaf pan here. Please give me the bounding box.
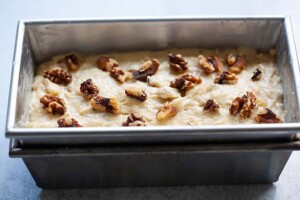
[6,16,300,147]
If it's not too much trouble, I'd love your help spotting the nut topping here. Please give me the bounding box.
[40,94,66,115]
[203,99,220,112]
[110,67,129,83]
[43,68,72,85]
[198,55,223,74]
[227,53,247,74]
[156,102,177,121]
[125,88,147,102]
[133,59,160,82]
[57,117,82,127]
[229,92,256,119]
[65,54,81,71]
[80,79,99,99]
[122,113,147,126]
[170,73,202,96]
[254,108,281,123]
[168,53,188,72]
[251,68,262,81]
[214,71,238,85]
[90,96,120,114]
[97,56,119,71]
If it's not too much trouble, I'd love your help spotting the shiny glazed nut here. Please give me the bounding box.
[125,88,147,102]
[168,53,188,72]
[203,99,220,112]
[57,117,82,127]
[229,92,256,119]
[254,108,281,123]
[156,102,177,121]
[251,68,262,81]
[170,73,202,96]
[90,96,120,114]
[133,59,160,82]
[214,71,238,85]
[80,79,99,99]
[65,54,81,71]
[43,68,72,85]
[40,94,66,115]
[122,113,147,126]
[110,67,129,83]
[97,56,119,71]
[198,55,223,74]
[227,53,247,74]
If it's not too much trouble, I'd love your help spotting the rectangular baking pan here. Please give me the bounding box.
[9,138,300,188]
[6,16,300,147]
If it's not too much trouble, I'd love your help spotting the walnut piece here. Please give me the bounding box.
[198,55,223,74]
[65,54,81,71]
[170,73,202,96]
[57,117,82,127]
[254,108,281,123]
[122,113,147,126]
[168,53,188,72]
[40,94,66,115]
[214,71,238,85]
[227,53,247,74]
[203,99,220,112]
[156,102,177,121]
[229,92,256,119]
[110,67,129,83]
[97,56,119,71]
[125,88,147,102]
[80,79,99,99]
[43,68,72,85]
[133,59,160,82]
[251,68,262,81]
[90,96,120,114]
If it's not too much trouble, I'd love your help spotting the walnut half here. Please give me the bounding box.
[156,102,177,121]
[133,59,160,82]
[80,79,99,99]
[203,99,220,112]
[168,53,188,73]
[229,92,256,119]
[65,54,81,71]
[214,71,238,85]
[122,113,147,126]
[43,68,72,85]
[110,67,129,83]
[125,88,147,102]
[40,94,66,115]
[198,55,223,74]
[97,56,119,71]
[57,117,82,127]
[227,53,247,74]
[90,96,120,114]
[254,108,281,123]
[170,73,202,96]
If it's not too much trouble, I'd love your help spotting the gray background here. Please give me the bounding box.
[1,0,300,199]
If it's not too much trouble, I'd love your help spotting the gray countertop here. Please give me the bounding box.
[1,0,300,199]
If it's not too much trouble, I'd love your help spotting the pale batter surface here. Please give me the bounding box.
[27,48,285,128]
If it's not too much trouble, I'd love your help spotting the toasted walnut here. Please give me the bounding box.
[80,79,99,99]
[203,99,220,112]
[97,56,119,71]
[254,108,281,123]
[125,88,147,102]
[229,92,256,119]
[122,113,147,126]
[214,71,238,85]
[65,54,81,71]
[170,73,202,96]
[198,55,223,74]
[156,102,177,121]
[227,53,247,74]
[90,96,120,114]
[43,68,72,85]
[251,68,262,81]
[168,53,188,72]
[110,67,129,83]
[40,94,66,115]
[57,117,82,127]
[133,59,160,82]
